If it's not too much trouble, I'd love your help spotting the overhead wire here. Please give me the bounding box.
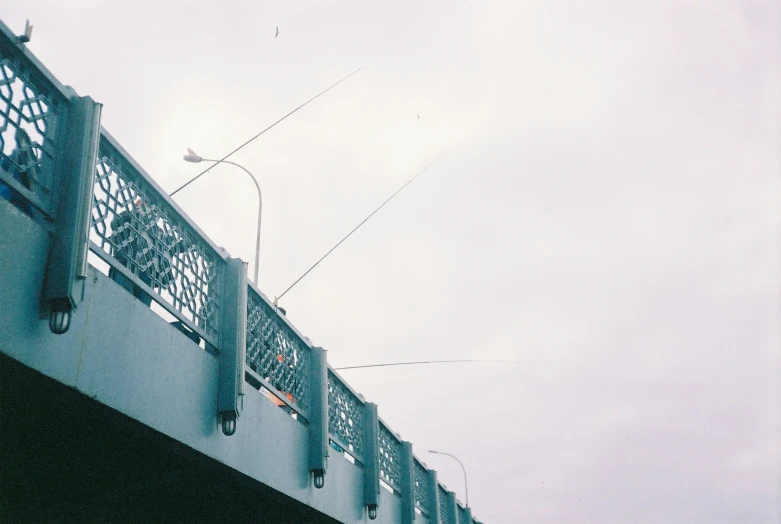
[170,65,366,197]
[333,359,520,371]
[276,149,449,303]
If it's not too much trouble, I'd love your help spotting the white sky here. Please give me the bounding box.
[5,1,779,522]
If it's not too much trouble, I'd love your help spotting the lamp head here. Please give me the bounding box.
[183,154,203,163]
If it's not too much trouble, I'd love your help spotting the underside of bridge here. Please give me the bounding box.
[0,354,338,524]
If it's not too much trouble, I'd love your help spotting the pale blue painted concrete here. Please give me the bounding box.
[0,200,421,524]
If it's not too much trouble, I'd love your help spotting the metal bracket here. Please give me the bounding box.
[363,402,380,518]
[308,346,328,487]
[217,257,247,435]
[401,441,416,523]
[43,95,102,334]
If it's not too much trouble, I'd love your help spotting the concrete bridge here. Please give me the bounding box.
[0,18,484,524]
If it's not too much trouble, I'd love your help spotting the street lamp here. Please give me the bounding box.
[429,450,469,507]
[182,152,263,285]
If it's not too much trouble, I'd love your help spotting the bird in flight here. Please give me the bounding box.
[275,26,280,38]
[417,113,420,119]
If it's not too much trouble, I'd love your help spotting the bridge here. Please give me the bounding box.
[0,18,485,524]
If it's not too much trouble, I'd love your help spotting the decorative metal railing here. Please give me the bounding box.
[245,284,310,416]
[89,133,224,346]
[0,41,65,219]
[0,17,484,524]
[459,505,470,524]
[378,421,403,490]
[439,485,452,524]
[327,369,365,460]
[414,458,431,516]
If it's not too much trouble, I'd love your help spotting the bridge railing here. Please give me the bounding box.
[0,30,67,220]
[379,419,404,491]
[439,484,453,524]
[414,456,432,517]
[1,21,229,347]
[328,367,367,462]
[458,504,471,524]
[245,283,311,418]
[0,19,483,524]
[89,131,226,346]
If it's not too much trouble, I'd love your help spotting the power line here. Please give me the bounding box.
[170,65,366,197]
[276,150,449,303]
[333,359,520,371]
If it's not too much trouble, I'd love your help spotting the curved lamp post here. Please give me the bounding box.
[183,153,262,285]
[429,449,469,507]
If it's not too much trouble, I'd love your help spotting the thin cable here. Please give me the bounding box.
[333,359,519,371]
[276,150,448,302]
[170,65,366,197]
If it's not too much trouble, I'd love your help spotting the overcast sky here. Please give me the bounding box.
[5,1,779,522]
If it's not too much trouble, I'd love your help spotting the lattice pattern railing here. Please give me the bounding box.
[413,458,431,516]
[439,485,452,524]
[246,286,310,415]
[378,422,402,490]
[90,135,222,344]
[0,49,62,218]
[327,370,365,458]
[458,505,469,524]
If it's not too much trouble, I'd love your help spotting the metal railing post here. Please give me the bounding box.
[308,346,328,488]
[447,490,458,524]
[363,402,380,519]
[216,257,247,436]
[43,95,102,334]
[428,469,441,523]
[401,441,416,523]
